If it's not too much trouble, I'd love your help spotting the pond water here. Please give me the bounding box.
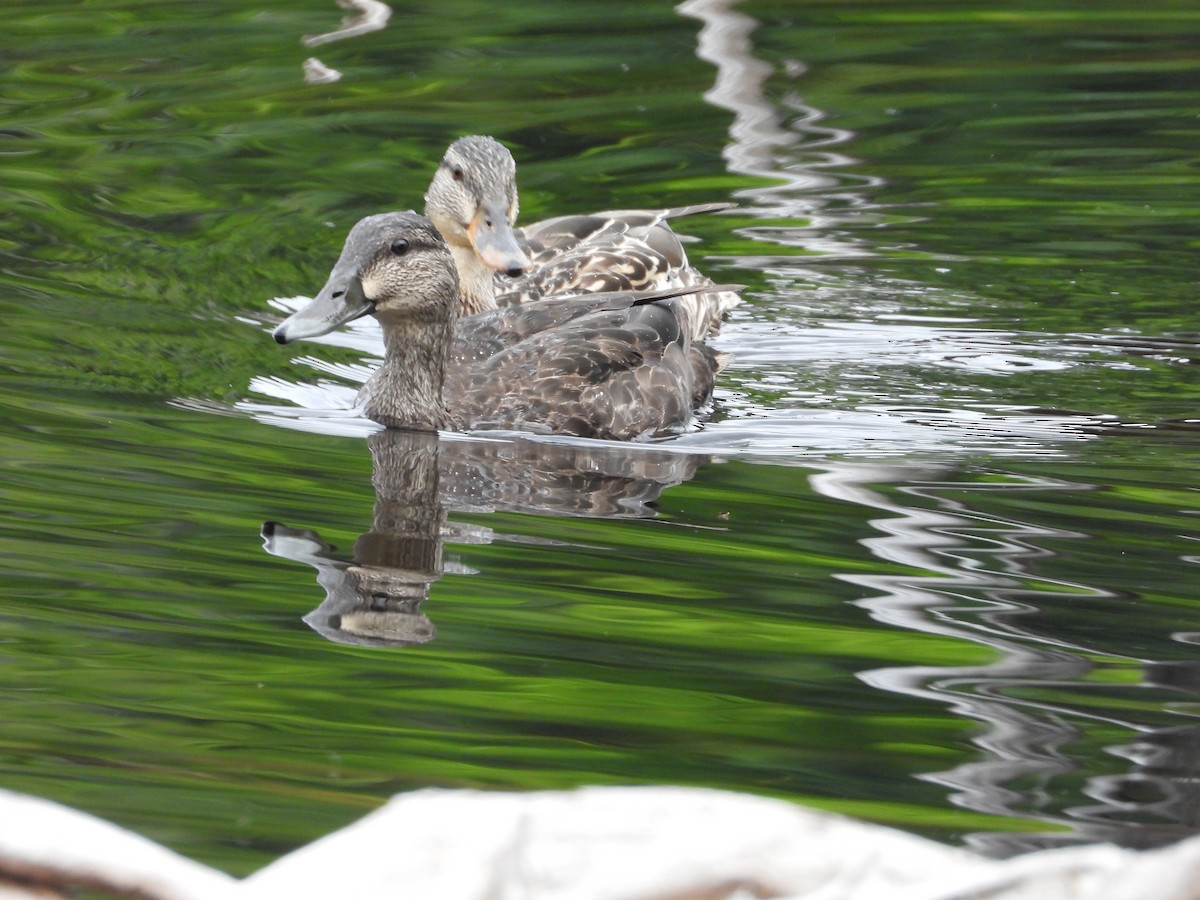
[3,0,1200,876]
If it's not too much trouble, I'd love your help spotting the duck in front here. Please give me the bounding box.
[273,211,733,440]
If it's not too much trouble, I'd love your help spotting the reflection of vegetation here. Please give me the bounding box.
[4,0,1200,879]
[744,3,1200,333]
[0,401,1010,874]
[6,1,1198,423]
[0,0,758,404]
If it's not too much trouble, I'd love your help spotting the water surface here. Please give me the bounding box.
[2,0,1200,875]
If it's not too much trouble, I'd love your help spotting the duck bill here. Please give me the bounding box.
[466,204,531,276]
[273,272,373,344]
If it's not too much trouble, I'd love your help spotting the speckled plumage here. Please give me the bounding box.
[423,136,740,339]
[273,212,728,440]
[446,296,721,440]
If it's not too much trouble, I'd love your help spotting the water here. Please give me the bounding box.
[2,0,1200,876]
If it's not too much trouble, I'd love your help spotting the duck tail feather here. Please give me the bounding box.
[660,202,737,219]
[627,282,745,306]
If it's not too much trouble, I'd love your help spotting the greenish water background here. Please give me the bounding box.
[2,0,1199,875]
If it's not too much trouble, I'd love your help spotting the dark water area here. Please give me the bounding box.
[2,0,1200,876]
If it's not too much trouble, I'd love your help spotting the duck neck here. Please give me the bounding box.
[362,314,453,432]
[449,243,496,316]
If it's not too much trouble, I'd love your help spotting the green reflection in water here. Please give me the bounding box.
[2,0,1200,877]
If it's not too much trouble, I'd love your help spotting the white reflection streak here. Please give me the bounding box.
[677,0,880,254]
[678,0,794,180]
[303,0,392,47]
[675,6,1195,844]
[811,464,1161,854]
[303,58,343,85]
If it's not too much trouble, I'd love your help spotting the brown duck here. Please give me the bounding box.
[423,135,740,339]
[273,211,733,440]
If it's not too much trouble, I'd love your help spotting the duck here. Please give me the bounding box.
[422,135,739,339]
[272,211,733,440]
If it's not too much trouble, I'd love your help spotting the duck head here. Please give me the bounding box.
[273,212,458,344]
[423,136,531,314]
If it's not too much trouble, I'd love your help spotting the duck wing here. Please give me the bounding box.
[450,282,734,364]
[446,284,734,440]
[447,304,694,441]
[498,204,740,340]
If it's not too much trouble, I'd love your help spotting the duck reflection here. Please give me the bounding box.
[263,430,706,647]
[263,429,444,648]
[437,434,706,517]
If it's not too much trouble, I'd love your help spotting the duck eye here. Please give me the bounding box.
[451,164,464,181]
[390,238,409,255]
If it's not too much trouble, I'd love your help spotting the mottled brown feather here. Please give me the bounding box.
[421,135,739,337]
[445,291,715,440]
[496,205,740,339]
[276,211,730,441]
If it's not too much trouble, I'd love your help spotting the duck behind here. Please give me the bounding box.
[423,136,740,339]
